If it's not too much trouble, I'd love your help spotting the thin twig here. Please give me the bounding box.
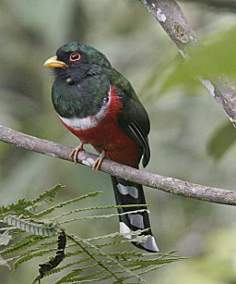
[0,124,236,205]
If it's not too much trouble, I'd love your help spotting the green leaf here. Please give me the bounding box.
[160,26,236,93]
[207,122,236,159]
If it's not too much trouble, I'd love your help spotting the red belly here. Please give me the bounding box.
[61,86,141,167]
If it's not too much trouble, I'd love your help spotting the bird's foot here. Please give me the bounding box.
[92,151,105,171]
[69,143,85,163]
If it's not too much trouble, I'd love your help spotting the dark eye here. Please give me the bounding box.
[69,52,81,62]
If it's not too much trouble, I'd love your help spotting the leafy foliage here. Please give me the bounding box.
[207,122,236,159]
[0,185,183,283]
[154,26,236,94]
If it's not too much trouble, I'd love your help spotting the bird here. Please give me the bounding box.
[44,41,159,252]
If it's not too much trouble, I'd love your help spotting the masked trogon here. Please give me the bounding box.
[44,41,159,252]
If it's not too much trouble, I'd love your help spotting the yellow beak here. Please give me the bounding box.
[43,56,68,69]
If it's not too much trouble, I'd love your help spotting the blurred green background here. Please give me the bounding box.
[1,0,236,283]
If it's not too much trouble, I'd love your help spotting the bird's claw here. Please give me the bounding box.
[69,143,84,163]
[92,151,105,171]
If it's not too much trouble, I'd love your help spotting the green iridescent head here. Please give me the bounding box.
[44,41,111,70]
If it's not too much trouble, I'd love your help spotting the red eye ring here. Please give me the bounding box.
[69,52,81,62]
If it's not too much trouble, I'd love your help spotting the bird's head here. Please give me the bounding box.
[44,41,111,81]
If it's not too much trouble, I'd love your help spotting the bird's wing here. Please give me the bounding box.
[111,70,150,167]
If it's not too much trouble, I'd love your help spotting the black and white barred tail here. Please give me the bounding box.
[111,176,159,252]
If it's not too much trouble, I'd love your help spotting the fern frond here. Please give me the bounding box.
[43,257,91,278]
[13,240,71,270]
[0,199,34,218]
[3,215,57,236]
[132,256,185,267]
[54,265,98,284]
[0,186,184,283]
[0,235,43,256]
[67,234,146,283]
[35,191,102,218]
[50,203,148,222]
[32,184,64,204]
[59,209,149,225]
[67,234,125,283]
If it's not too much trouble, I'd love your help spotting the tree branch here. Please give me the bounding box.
[1,124,236,206]
[140,0,236,125]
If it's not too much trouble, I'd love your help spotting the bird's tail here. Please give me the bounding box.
[111,176,159,252]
